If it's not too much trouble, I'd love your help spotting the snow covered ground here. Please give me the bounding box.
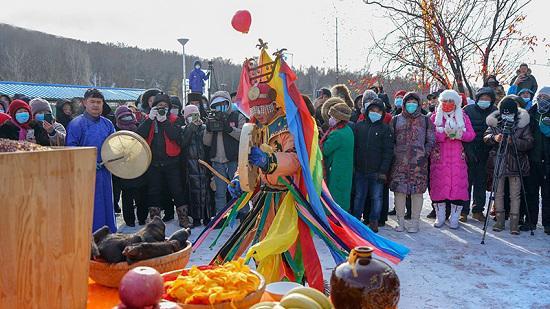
[116,193,550,309]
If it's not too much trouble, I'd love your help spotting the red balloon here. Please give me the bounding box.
[231,10,252,34]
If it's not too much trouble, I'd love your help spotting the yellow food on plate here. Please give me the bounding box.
[164,259,260,305]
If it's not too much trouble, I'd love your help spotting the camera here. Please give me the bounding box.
[500,114,515,135]
[206,110,226,132]
[157,108,166,116]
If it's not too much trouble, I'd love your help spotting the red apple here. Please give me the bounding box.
[119,267,164,308]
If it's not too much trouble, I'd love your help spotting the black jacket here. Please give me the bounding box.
[463,103,497,163]
[528,104,550,167]
[137,118,182,164]
[181,122,212,220]
[353,117,394,175]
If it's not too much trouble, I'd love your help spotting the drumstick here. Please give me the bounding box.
[198,159,233,186]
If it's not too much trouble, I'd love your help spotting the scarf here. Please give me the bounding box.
[434,107,465,132]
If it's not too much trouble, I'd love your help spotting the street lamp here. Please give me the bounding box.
[177,38,189,104]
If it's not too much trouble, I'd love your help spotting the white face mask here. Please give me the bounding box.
[195,65,201,70]
[186,116,193,124]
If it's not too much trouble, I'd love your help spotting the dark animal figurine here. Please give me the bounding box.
[91,217,167,263]
[122,228,191,264]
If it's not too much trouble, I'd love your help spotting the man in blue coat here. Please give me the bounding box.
[66,89,116,232]
[188,61,210,94]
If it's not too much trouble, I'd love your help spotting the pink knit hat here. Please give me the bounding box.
[183,105,200,118]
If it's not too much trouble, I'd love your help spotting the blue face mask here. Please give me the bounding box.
[15,112,30,124]
[405,102,418,114]
[214,104,228,112]
[394,98,403,107]
[368,111,382,123]
[477,100,491,109]
[523,97,531,103]
[35,113,45,121]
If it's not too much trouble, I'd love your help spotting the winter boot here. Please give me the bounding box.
[449,205,463,229]
[433,203,446,228]
[369,221,379,233]
[510,214,520,235]
[427,205,436,219]
[459,213,468,223]
[394,203,406,232]
[406,199,422,233]
[176,205,192,228]
[406,220,420,233]
[472,212,486,222]
[148,207,161,220]
[492,211,505,232]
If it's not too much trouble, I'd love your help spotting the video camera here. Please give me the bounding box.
[206,110,226,132]
[500,114,515,135]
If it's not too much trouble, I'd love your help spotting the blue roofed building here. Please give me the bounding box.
[0,81,144,103]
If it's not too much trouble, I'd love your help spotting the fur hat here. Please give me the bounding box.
[183,105,200,118]
[29,98,52,116]
[322,97,344,122]
[152,94,171,108]
[435,90,465,129]
[140,88,161,111]
[438,89,462,106]
[362,89,379,106]
[328,102,352,122]
[331,84,354,108]
[499,95,520,115]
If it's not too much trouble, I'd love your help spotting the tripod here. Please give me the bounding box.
[481,122,534,244]
[207,60,219,102]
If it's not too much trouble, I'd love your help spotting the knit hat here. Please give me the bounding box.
[115,105,133,120]
[362,89,378,106]
[29,98,52,116]
[322,97,344,122]
[183,105,200,118]
[534,86,550,112]
[499,95,520,115]
[365,98,385,112]
[475,87,496,103]
[152,94,171,108]
[394,90,407,98]
[0,112,11,125]
[115,106,137,130]
[8,99,32,120]
[328,102,352,122]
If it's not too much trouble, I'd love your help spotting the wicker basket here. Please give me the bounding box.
[162,269,266,309]
[89,241,192,288]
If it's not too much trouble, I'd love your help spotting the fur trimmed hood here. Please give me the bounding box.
[330,84,354,108]
[322,97,345,122]
[486,108,530,129]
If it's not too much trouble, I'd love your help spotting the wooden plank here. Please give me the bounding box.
[0,147,96,309]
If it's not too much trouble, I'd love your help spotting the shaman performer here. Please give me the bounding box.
[193,43,409,291]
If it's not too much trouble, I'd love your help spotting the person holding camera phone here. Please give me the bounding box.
[137,93,191,228]
[510,63,538,95]
[484,95,534,234]
[202,91,246,219]
[29,98,66,146]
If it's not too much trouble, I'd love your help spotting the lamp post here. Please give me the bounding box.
[177,38,189,104]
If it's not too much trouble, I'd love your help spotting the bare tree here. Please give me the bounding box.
[364,0,537,97]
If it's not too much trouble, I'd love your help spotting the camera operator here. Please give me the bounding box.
[203,91,246,217]
[484,95,534,235]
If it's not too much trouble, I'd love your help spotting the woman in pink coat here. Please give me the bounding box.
[430,89,475,229]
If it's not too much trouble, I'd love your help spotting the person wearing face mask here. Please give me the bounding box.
[180,104,211,227]
[113,105,148,227]
[392,90,406,116]
[352,98,393,232]
[430,90,476,230]
[203,91,246,219]
[7,99,33,142]
[28,98,66,146]
[462,87,498,222]
[484,95,533,234]
[320,99,354,213]
[188,61,210,94]
[137,93,191,228]
[524,86,550,234]
[0,93,11,114]
[390,92,435,232]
